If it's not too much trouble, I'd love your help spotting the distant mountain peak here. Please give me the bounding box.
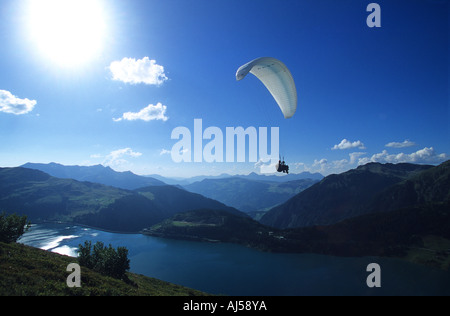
[21,162,165,190]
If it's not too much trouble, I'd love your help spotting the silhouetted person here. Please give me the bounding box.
[277,160,289,174]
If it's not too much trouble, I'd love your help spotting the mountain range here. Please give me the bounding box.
[147,171,323,186]
[23,162,322,188]
[22,162,321,215]
[21,162,165,190]
[0,167,245,232]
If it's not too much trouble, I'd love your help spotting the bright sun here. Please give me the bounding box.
[27,0,107,68]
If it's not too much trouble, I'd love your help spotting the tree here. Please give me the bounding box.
[77,240,93,268]
[77,241,130,280]
[0,212,31,243]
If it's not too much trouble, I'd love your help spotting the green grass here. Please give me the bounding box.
[138,191,155,201]
[0,242,211,296]
[172,221,218,227]
[403,235,450,271]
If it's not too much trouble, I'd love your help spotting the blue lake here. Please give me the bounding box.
[18,223,450,296]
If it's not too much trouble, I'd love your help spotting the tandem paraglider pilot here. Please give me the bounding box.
[276,160,289,174]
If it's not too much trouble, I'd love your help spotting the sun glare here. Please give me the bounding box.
[27,0,107,68]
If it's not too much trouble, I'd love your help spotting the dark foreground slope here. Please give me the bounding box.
[0,241,209,296]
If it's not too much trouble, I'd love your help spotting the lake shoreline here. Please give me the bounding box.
[19,223,450,295]
[32,219,450,272]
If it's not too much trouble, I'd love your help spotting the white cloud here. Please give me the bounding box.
[114,103,168,122]
[103,148,143,167]
[254,158,279,174]
[306,158,329,174]
[385,140,416,148]
[292,147,448,177]
[293,159,338,175]
[160,149,171,155]
[292,162,306,169]
[349,152,366,164]
[358,147,448,165]
[0,90,36,115]
[332,139,366,150]
[109,57,168,85]
[312,158,328,166]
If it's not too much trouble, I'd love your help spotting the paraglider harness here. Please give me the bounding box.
[276,157,289,174]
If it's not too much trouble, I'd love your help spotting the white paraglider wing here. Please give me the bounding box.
[236,57,297,119]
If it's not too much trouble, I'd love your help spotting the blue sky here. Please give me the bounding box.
[0,0,448,177]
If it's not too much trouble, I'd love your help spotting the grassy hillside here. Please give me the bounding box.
[0,241,209,296]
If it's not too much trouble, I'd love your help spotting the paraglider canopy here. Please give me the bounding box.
[236,57,297,119]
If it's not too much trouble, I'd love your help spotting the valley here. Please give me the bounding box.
[2,160,450,270]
